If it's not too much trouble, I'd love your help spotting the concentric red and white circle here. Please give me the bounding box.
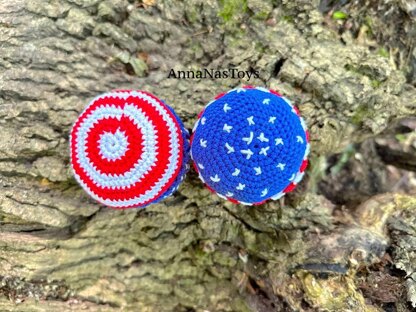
[70,90,184,209]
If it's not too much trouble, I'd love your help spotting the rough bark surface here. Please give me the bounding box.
[0,0,415,311]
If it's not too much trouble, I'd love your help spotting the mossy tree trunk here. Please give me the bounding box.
[1,0,415,311]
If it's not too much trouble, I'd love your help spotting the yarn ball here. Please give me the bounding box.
[190,86,310,205]
[70,90,189,209]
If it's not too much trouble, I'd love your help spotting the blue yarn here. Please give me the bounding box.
[191,88,307,204]
[142,103,190,206]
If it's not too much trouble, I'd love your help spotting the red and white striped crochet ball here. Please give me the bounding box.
[70,90,185,209]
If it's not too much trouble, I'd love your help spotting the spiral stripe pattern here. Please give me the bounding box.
[70,90,186,209]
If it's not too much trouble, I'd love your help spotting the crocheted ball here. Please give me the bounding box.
[70,90,189,209]
[191,86,310,205]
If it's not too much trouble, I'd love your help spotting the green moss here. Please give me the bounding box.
[377,47,389,58]
[218,0,248,23]
[371,79,381,88]
[364,16,374,37]
[254,10,269,20]
[351,105,372,126]
[344,63,355,72]
[332,11,348,20]
[255,42,265,53]
[395,133,406,143]
[190,242,214,267]
[282,15,294,23]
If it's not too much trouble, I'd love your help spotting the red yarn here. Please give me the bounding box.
[70,91,184,208]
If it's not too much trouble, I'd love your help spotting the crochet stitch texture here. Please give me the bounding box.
[70,90,189,209]
[191,86,310,205]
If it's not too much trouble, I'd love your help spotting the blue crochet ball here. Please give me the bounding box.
[190,86,310,205]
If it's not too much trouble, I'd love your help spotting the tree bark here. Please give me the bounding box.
[0,0,415,311]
